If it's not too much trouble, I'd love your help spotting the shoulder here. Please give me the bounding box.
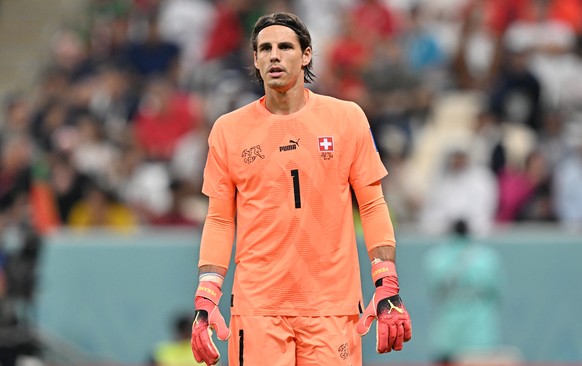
[310,92,367,126]
[311,92,362,113]
[213,99,260,128]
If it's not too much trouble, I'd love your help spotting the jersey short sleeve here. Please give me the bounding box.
[202,119,236,200]
[348,103,388,189]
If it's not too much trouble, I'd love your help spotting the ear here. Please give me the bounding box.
[302,47,312,67]
[253,51,259,70]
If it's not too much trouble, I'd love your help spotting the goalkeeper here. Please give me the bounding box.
[191,12,412,366]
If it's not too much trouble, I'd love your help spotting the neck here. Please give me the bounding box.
[264,85,307,115]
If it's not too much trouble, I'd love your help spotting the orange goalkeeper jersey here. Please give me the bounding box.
[202,89,388,316]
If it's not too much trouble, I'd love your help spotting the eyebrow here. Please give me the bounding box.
[258,41,296,50]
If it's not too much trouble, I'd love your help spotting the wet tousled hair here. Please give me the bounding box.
[250,12,315,85]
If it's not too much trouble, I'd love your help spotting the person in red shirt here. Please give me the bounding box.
[133,77,203,160]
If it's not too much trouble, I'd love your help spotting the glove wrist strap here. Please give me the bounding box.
[195,281,223,305]
[371,260,397,284]
[199,272,225,287]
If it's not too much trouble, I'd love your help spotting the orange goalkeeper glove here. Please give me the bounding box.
[356,260,412,353]
[191,279,230,365]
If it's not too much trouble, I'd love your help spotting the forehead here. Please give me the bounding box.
[256,25,299,45]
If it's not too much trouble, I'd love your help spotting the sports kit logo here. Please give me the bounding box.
[318,136,334,160]
[318,136,334,152]
[241,145,265,164]
[338,342,349,360]
[387,299,404,314]
[279,138,300,152]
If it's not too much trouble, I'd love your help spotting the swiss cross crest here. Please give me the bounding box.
[318,136,334,152]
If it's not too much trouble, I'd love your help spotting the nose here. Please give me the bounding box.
[269,48,280,62]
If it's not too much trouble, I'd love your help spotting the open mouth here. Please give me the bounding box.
[268,66,284,77]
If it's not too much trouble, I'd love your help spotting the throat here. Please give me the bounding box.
[263,88,309,115]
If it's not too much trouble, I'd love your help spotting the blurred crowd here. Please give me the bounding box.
[2,0,582,238]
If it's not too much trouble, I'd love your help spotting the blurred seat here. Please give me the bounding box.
[0,0,86,100]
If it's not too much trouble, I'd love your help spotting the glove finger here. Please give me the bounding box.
[204,328,221,365]
[191,340,203,364]
[209,308,231,341]
[193,324,220,365]
[376,321,390,353]
[192,311,218,364]
[403,315,412,342]
[387,323,398,351]
[192,331,213,365]
[356,301,376,336]
[393,323,404,351]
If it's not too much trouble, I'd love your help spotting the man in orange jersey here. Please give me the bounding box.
[190,12,412,366]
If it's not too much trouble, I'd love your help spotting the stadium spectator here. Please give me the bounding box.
[202,0,244,63]
[149,179,201,227]
[504,0,579,111]
[157,0,215,83]
[399,4,446,77]
[553,123,582,228]
[360,37,425,162]
[0,135,32,225]
[537,109,568,170]
[151,313,210,366]
[114,145,172,220]
[67,181,138,231]
[30,99,69,153]
[348,0,398,42]
[496,149,554,222]
[133,76,204,161]
[124,13,181,84]
[321,12,371,102]
[424,220,504,365]
[470,110,507,175]
[487,46,543,132]
[1,93,31,139]
[419,145,498,236]
[380,134,424,225]
[0,244,10,327]
[49,152,91,223]
[69,112,118,182]
[451,0,503,90]
[88,63,140,145]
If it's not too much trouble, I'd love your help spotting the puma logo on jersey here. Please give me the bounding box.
[280,138,300,152]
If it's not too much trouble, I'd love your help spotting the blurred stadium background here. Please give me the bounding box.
[1,0,581,365]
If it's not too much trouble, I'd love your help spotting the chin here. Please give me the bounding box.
[266,79,288,90]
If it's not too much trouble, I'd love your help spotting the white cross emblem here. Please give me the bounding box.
[318,137,334,152]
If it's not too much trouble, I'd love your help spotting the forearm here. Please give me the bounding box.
[199,265,228,277]
[198,196,236,271]
[368,245,395,263]
[354,181,396,260]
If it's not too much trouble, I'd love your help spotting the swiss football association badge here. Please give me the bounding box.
[318,136,334,160]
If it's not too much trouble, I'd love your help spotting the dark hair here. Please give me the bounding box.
[250,12,315,85]
[451,219,470,237]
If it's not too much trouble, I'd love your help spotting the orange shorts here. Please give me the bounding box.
[228,314,362,366]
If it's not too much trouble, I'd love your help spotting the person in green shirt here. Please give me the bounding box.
[424,220,504,365]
